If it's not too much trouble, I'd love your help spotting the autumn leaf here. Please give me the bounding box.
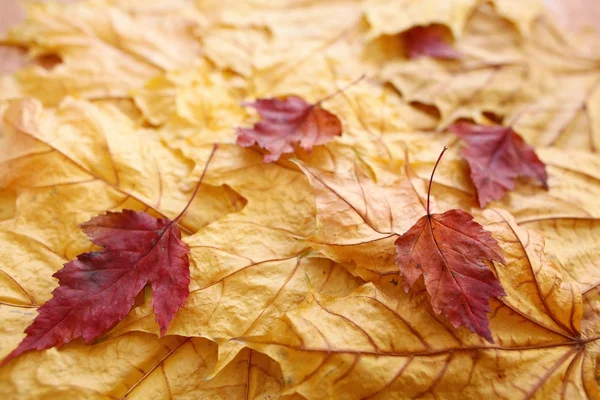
[236,95,343,162]
[1,147,218,364]
[0,332,284,400]
[0,1,201,106]
[98,146,362,374]
[378,3,567,129]
[240,209,589,399]
[449,121,548,206]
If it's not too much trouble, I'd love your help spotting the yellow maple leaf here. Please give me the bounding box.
[240,211,591,399]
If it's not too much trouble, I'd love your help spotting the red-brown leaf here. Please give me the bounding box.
[2,210,190,363]
[236,96,342,163]
[395,209,506,342]
[405,25,461,60]
[450,121,548,207]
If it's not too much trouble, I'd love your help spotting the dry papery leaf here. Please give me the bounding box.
[241,209,595,399]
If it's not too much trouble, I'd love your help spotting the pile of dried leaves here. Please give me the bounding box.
[1,0,600,399]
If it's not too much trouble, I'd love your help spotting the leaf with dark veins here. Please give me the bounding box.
[240,210,590,399]
[450,121,548,207]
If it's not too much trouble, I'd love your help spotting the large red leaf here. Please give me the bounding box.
[450,121,548,207]
[394,147,506,342]
[236,96,342,163]
[2,146,218,364]
[2,210,189,363]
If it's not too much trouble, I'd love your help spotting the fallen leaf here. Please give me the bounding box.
[0,332,284,400]
[0,98,244,233]
[2,0,600,398]
[395,148,506,341]
[522,218,600,292]
[449,121,548,206]
[240,210,589,399]
[404,25,462,59]
[0,1,202,106]
[2,146,219,364]
[363,0,477,41]
[380,4,575,129]
[237,96,343,162]
[295,153,432,282]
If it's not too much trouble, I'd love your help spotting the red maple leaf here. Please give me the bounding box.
[449,121,548,207]
[2,146,218,364]
[236,96,342,163]
[395,147,506,342]
[405,25,461,60]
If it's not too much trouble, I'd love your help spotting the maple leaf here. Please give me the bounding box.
[1,146,218,364]
[240,209,590,399]
[236,95,343,162]
[0,332,284,400]
[0,1,201,106]
[395,147,506,341]
[450,121,548,207]
[404,25,461,59]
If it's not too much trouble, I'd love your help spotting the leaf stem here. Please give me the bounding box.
[173,144,219,223]
[316,73,366,106]
[427,146,448,216]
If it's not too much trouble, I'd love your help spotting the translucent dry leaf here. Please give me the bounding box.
[0,1,202,106]
[0,332,284,400]
[240,210,593,399]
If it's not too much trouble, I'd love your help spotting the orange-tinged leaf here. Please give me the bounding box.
[240,210,591,399]
[522,217,600,293]
[0,1,201,106]
[0,332,284,400]
[2,0,600,398]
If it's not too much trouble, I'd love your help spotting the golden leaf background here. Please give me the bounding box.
[1,0,600,399]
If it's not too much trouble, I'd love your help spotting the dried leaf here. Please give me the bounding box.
[2,209,191,364]
[240,210,588,399]
[0,333,284,400]
[237,96,342,162]
[450,121,548,206]
[1,2,201,106]
[395,208,506,341]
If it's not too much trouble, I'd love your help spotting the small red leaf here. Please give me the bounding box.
[405,25,461,60]
[236,96,342,163]
[449,121,548,207]
[395,147,506,342]
[395,210,506,342]
[2,210,190,364]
